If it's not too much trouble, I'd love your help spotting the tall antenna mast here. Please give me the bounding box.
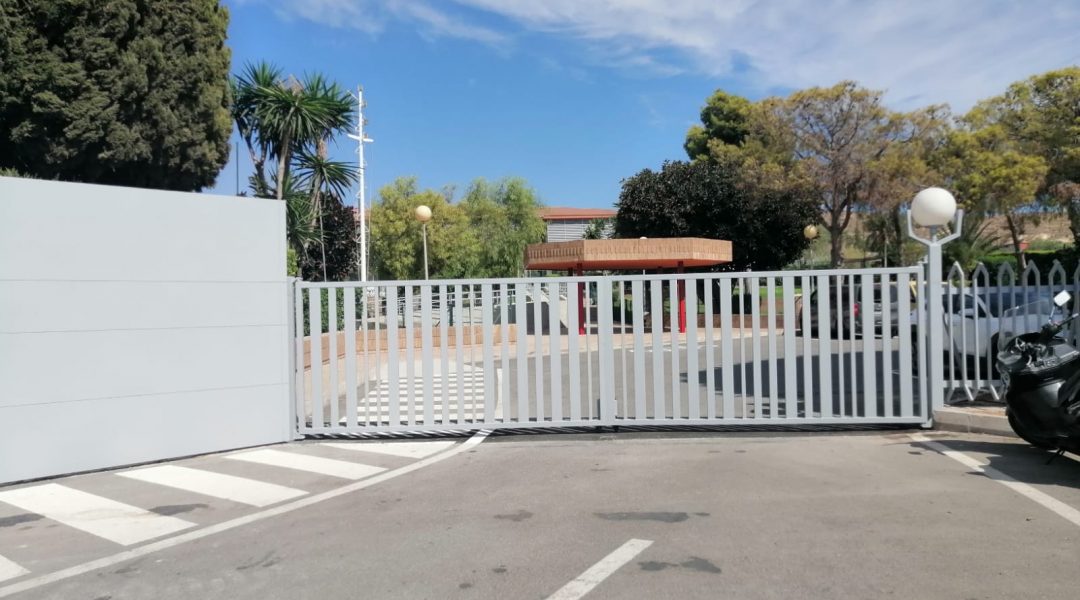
[348,86,374,281]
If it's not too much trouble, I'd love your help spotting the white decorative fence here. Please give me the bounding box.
[943,259,1080,403]
[295,266,928,435]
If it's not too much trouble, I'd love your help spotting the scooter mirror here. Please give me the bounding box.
[1055,290,1072,308]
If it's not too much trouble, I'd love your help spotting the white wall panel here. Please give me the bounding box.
[0,177,290,484]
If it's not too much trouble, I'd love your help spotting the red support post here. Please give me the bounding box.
[677,262,686,334]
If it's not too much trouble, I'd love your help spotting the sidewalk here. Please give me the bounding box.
[933,402,1012,437]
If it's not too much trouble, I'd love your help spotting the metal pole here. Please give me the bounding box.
[358,87,368,282]
[422,222,429,280]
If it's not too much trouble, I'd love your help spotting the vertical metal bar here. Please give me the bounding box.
[632,280,646,420]
[817,275,832,419]
[847,274,857,417]
[482,284,496,422]
[500,283,511,422]
[917,267,928,419]
[455,285,466,424]
[404,286,415,425]
[369,286,380,426]
[327,287,340,430]
[881,274,893,418]
[620,280,628,419]
[750,277,763,418]
[440,284,450,425]
[861,274,876,418]
[686,278,700,419]
[720,278,735,419]
[343,287,357,430]
[704,278,716,420]
[766,277,779,418]
[568,279,582,421]
[549,282,562,422]
[533,281,545,423]
[309,288,324,430]
[898,272,914,417]
[293,282,305,433]
[800,275,813,419]
[585,281,594,420]
[598,278,616,425]
[386,286,400,426]
[516,282,530,423]
[651,280,665,419]
[782,276,797,418]
[668,277,681,419]
[421,285,434,426]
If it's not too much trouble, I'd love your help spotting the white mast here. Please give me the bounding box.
[349,86,373,281]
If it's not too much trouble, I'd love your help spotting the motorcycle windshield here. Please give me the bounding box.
[998,299,1056,351]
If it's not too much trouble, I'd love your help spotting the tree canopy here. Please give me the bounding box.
[0,0,232,190]
[614,159,819,271]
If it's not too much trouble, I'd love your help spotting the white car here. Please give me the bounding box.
[914,288,1058,373]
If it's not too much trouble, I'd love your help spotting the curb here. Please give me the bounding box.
[933,406,1014,438]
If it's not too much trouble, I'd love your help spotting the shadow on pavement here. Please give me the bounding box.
[911,437,1080,492]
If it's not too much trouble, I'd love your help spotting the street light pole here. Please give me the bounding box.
[908,187,962,416]
[348,86,374,282]
[415,205,432,280]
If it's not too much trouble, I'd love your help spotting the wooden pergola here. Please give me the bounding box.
[524,237,733,334]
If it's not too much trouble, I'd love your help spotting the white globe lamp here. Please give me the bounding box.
[910,187,956,228]
[414,205,432,223]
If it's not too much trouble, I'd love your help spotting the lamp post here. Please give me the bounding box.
[907,187,962,414]
[803,225,819,268]
[415,205,432,280]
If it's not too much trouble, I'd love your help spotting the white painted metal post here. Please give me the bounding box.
[908,208,963,416]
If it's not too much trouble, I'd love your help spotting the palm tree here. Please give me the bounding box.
[232,62,357,279]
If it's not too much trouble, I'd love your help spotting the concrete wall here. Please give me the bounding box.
[0,177,290,484]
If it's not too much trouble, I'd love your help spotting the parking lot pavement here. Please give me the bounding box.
[5,431,1080,599]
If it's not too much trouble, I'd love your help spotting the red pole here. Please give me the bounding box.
[576,265,586,335]
[677,262,686,334]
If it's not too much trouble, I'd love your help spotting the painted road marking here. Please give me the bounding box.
[322,441,456,459]
[0,556,28,584]
[546,538,654,600]
[225,449,386,480]
[911,434,1080,528]
[117,465,307,507]
[0,484,193,546]
[0,431,489,599]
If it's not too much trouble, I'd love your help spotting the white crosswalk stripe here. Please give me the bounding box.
[225,449,386,480]
[117,466,307,507]
[0,484,194,546]
[348,371,496,424]
[0,555,28,584]
[322,441,456,459]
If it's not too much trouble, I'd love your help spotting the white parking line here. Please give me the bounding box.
[0,556,28,584]
[911,434,1080,528]
[0,430,489,599]
[322,441,456,459]
[546,538,653,600]
[225,449,386,480]
[0,484,193,546]
[118,465,307,507]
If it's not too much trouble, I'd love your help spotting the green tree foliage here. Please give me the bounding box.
[983,68,1080,245]
[0,0,231,190]
[614,159,819,271]
[300,196,358,282]
[684,90,752,161]
[935,111,1048,269]
[459,178,546,277]
[231,62,357,279]
[369,178,480,281]
[583,218,613,240]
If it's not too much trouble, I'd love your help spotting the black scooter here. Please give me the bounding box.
[996,293,1080,457]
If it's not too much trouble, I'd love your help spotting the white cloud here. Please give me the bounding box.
[255,0,1080,111]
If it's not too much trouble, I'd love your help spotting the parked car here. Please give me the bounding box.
[913,287,1059,375]
[795,280,915,338]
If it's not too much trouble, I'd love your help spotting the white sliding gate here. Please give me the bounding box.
[294,266,928,435]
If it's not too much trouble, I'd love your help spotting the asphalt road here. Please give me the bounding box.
[3,431,1080,599]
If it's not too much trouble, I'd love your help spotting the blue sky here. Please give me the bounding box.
[209,0,1080,209]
